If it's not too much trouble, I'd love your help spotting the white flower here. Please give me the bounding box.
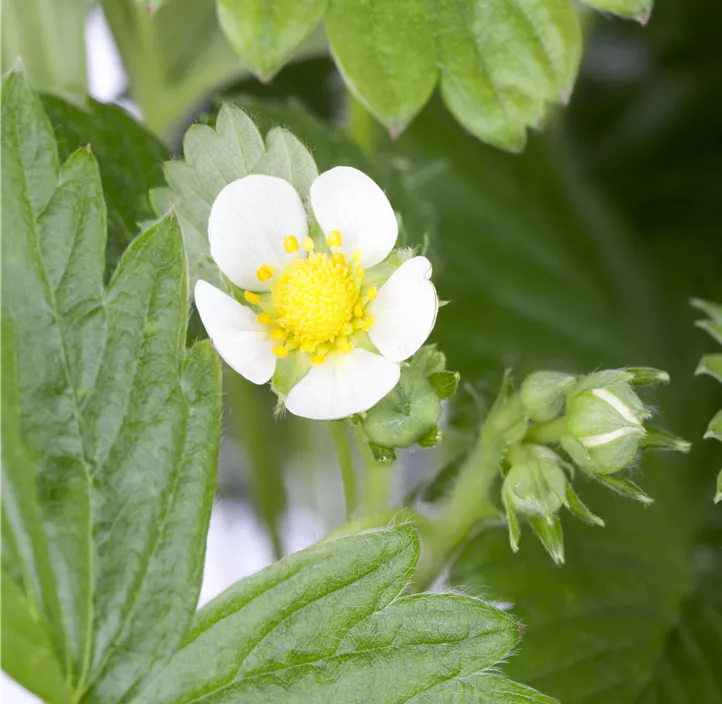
[195,166,439,420]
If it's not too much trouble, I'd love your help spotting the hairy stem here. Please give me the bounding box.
[524,416,568,445]
[329,421,358,520]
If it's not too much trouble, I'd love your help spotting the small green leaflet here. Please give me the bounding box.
[692,298,722,502]
[217,0,327,81]
[582,0,653,21]
[1,69,222,703]
[132,525,556,704]
[151,102,318,291]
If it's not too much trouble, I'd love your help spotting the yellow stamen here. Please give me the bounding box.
[284,235,299,253]
[353,303,364,318]
[256,264,274,282]
[357,266,365,280]
[312,354,327,365]
[332,253,346,265]
[367,286,377,301]
[353,318,366,330]
[300,341,315,352]
[271,329,287,341]
[285,337,300,351]
[244,291,260,305]
[338,341,353,354]
[273,345,289,358]
[353,248,361,263]
[327,230,342,247]
[258,313,272,325]
[362,316,374,331]
[303,236,315,251]
[343,323,354,336]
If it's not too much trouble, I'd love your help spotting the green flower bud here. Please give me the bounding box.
[360,345,457,450]
[502,459,567,521]
[520,371,576,422]
[565,381,649,474]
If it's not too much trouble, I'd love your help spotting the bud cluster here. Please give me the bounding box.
[500,367,689,563]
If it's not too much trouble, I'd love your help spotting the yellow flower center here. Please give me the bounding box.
[273,253,357,347]
[250,232,376,364]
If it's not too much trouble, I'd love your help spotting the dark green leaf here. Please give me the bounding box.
[133,525,554,704]
[326,0,437,136]
[40,94,169,277]
[1,70,222,703]
[217,0,327,81]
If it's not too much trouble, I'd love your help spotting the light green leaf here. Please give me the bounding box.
[217,0,327,80]
[133,526,554,704]
[326,0,437,136]
[1,0,87,102]
[2,575,71,704]
[581,0,653,22]
[435,0,582,151]
[152,103,317,291]
[40,93,169,276]
[1,70,222,703]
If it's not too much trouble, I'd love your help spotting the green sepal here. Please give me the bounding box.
[641,427,692,453]
[429,371,460,400]
[626,367,670,386]
[587,472,654,505]
[715,470,722,504]
[363,248,413,289]
[502,491,522,553]
[564,484,604,527]
[271,352,312,397]
[369,443,397,465]
[696,354,722,384]
[418,427,442,448]
[529,515,565,566]
[706,409,722,442]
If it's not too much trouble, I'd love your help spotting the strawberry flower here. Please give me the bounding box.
[195,166,438,420]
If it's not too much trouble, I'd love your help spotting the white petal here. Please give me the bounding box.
[208,175,308,291]
[368,256,438,363]
[194,280,276,384]
[285,348,400,420]
[310,166,397,268]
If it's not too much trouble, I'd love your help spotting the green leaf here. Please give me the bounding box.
[217,0,327,81]
[1,0,87,102]
[326,0,437,136]
[40,94,169,276]
[582,0,653,22]
[435,0,582,151]
[152,103,317,291]
[133,525,554,704]
[2,575,71,704]
[1,70,222,702]
[1,325,70,703]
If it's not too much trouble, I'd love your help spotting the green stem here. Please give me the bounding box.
[329,421,358,520]
[412,395,524,591]
[355,427,393,516]
[346,92,377,158]
[524,416,567,445]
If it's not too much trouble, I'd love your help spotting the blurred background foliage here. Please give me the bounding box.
[3,0,722,701]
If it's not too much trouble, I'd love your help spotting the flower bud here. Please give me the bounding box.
[520,371,575,422]
[565,381,649,475]
[360,345,457,450]
[502,459,567,521]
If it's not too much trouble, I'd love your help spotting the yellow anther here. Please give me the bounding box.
[353,318,366,330]
[367,286,377,301]
[311,354,327,365]
[285,337,300,351]
[362,316,374,331]
[343,323,354,336]
[258,313,272,325]
[284,235,299,253]
[353,248,361,263]
[256,264,274,282]
[244,291,261,305]
[332,252,346,265]
[327,230,342,247]
[303,236,315,251]
[338,341,353,354]
[357,266,365,280]
[273,345,289,358]
[271,329,287,341]
[271,252,359,350]
[353,303,364,318]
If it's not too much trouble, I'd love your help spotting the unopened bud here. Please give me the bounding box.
[521,371,575,422]
[565,382,648,474]
[502,460,567,521]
